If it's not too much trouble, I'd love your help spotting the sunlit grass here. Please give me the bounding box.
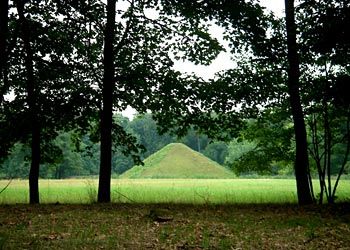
[0,178,349,204]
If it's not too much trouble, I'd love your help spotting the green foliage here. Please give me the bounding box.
[127,113,175,158]
[202,141,228,166]
[0,0,103,172]
[225,138,257,175]
[0,143,30,179]
[225,109,295,176]
[149,1,273,141]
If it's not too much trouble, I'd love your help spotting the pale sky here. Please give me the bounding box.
[260,0,285,17]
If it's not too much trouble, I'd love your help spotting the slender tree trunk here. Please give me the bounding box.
[16,0,41,204]
[0,0,9,104]
[310,115,325,204]
[285,0,314,205]
[29,123,41,204]
[98,0,116,203]
[332,112,350,199]
[324,104,332,202]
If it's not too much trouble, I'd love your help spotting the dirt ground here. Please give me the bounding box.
[1,203,350,249]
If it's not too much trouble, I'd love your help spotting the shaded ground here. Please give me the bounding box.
[1,203,350,249]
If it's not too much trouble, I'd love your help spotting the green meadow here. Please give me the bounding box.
[1,178,350,204]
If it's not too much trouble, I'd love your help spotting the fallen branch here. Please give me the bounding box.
[0,179,12,195]
[114,189,135,203]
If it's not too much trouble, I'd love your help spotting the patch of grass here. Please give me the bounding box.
[84,179,98,203]
[0,232,8,249]
[1,178,350,205]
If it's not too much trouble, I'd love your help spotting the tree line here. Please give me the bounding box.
[0,113,230,179]
[6,111,323,179]
[1,0,350,205]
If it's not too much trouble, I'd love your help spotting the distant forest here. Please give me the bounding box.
[2,112,349,180]
[0,113,230,179]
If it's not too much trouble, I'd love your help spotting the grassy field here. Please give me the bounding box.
[1,178,350,204]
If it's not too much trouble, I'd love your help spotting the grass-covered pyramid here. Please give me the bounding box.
[120,143,234,178]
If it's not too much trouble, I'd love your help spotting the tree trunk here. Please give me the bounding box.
[98,0,116,203]
[29,123,41,204]
[332,113,350,200]
[284,0,314,205]
[0,0,9,104]
[16,0,41,204]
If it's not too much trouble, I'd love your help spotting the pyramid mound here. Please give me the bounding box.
[120,143,234,179]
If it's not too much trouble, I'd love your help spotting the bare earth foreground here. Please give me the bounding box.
[1,204,350,249]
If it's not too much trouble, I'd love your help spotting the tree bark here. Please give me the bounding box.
[284,0,314,205]
[0,0,9,104]
[98,0,116,203]
[16,0,41,204]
